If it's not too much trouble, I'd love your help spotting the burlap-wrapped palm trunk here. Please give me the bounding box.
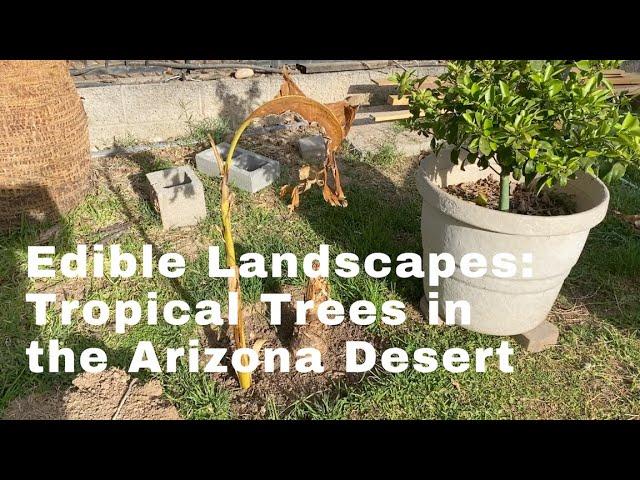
[0,60,90,232]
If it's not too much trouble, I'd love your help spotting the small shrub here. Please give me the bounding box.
[396,60,640,211]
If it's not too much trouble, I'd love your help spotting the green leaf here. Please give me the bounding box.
[450,148,460,165]
[621,112,639,131]
[602,162,626,183]
[484,86,495,105]
[514,112,523,128]
[548,80,563,97]
[536,175,551,194]
[499,80,510,99]
[575,60,591,71]
[479,137,492,156]
[475,193,488,206]
[513,167,522,180]
[582,76,597,97]
[530,60,544,71]
[462,112,474,126]
[618,133,638,149]
[524,160,536,174]
[529,148,538,159]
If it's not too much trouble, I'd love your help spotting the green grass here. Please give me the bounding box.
[180,116,230,146]
[1,145,639,419]
[341,141,401,167]
[113,133,139,149]
[391,120,409,134]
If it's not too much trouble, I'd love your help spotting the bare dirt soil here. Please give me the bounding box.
[201,285,383,418]
[4,368,180,420]
[444,175,577,216]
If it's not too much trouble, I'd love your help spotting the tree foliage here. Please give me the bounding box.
[396,60,640,194]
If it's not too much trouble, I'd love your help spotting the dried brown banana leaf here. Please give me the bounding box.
[290,269,330,355]
[244,68,358,210]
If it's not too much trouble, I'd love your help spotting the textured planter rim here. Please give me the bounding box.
[416,152,610,237]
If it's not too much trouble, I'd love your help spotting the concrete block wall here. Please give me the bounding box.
[79,66,445,150]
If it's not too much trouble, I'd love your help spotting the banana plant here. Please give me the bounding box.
[211,69,357,389]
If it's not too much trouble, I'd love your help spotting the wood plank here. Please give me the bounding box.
[607,74,640,85]
[370,110,423,122]
[616,84,640,95]
[372,78,396,86]
[387,94,410,106]
[298,61,391,74]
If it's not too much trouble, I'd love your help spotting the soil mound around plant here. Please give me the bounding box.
[444,175,577,216]
[204,285,383,418]
[3,368,180,420]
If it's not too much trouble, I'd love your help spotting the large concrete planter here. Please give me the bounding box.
[416,148,610,336]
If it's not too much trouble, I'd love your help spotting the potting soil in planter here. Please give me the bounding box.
[444,175,577,216]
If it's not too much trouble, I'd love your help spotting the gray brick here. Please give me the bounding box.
[195,143,280,193]
[298,135,327,161]
[514,321,559,353]
[146,166,207,230]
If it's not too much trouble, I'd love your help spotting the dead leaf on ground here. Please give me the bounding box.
[613,210,640,230]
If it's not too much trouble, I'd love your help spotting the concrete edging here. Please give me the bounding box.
[80,66,445,150]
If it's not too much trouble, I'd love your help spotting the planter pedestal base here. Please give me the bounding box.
[419,296,443,326]
[513,321,559,353]
[419,296,559,353]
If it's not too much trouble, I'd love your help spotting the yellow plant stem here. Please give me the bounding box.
[218,118,253,390]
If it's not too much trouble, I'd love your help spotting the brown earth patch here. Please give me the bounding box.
[201,285,383,418]
[4,368,180,420]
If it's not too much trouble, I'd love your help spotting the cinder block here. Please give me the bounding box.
[146,166,207,230]
[514,321,559,353]
[195,143,280,193]
[298,135,327,162]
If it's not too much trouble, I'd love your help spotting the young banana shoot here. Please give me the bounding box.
[209,122,252,389]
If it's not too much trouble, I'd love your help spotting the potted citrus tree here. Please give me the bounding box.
[396,60,640,335]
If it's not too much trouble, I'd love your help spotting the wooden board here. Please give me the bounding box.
[372,78,396,87]
[298,61,392,74]
[387,95,410,106]
[370,110,423,122]
[607,74,640,85]
[617,85,640,95]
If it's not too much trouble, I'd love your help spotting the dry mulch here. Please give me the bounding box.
[444,175,577,216]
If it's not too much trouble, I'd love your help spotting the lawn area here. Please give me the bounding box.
[1,133,639,420]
